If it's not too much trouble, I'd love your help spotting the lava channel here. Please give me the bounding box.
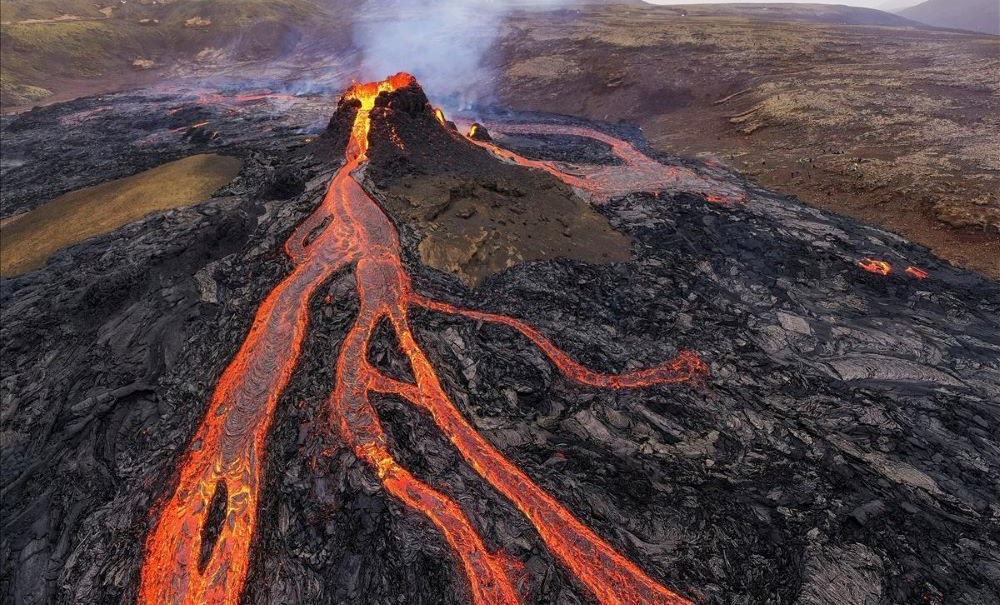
[139,73,705,605]
[461,121,746,205]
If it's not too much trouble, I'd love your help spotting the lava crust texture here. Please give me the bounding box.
[1,78,998,605]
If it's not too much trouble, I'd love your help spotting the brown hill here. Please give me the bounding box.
[498,3,1000,277]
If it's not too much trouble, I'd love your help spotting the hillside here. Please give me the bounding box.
[498,3,1000,277]
[901,0,1000,35]
[0,0,350,106]
[878,0,921,11]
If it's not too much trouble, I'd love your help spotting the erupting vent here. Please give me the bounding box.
[138,74,708,604]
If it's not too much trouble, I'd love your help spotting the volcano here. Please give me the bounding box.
[1,75,999,605]
[140,73,702,605]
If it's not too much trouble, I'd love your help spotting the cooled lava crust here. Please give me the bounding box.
[0,78,998,605]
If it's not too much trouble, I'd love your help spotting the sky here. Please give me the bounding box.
[643,0,909,9]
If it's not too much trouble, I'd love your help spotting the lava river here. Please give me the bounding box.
[138,73,707,605]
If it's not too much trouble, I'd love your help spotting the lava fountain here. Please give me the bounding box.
[138,73,706,605]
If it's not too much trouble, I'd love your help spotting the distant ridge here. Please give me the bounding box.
[900,0,999,35]
[878,0,922,12]
[646,3,925,27]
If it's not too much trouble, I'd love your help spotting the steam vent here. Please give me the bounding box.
[2,74,999,605]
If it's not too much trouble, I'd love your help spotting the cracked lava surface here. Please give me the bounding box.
[137,73,707,605]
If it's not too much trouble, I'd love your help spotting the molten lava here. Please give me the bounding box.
[140,73,704,605]
[342,72,417,160]
[906,265,930,279]
[858,257,892,276]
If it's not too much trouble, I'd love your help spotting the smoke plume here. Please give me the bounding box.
[352,0,574,109]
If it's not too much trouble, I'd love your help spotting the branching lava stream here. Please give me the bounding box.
[139,74,706,605]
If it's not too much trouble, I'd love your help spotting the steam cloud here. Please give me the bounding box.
[353,0,574,109]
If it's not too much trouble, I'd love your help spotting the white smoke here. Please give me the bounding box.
[352,0,574,109]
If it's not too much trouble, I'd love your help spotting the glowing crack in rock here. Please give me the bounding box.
[858,257,892,276]
[139,74,706,605]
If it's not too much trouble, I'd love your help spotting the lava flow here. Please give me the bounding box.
[139,73,705,605]
[460,120,746,205]
[858,257,892,275]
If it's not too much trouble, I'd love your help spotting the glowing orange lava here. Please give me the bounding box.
[858,257,892,276]
[342,72,417,160]
[705,193,744,206]
[434,107,447,124]
[140,73,702,605]
[905,266,929,279]
[170,121,211,133]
